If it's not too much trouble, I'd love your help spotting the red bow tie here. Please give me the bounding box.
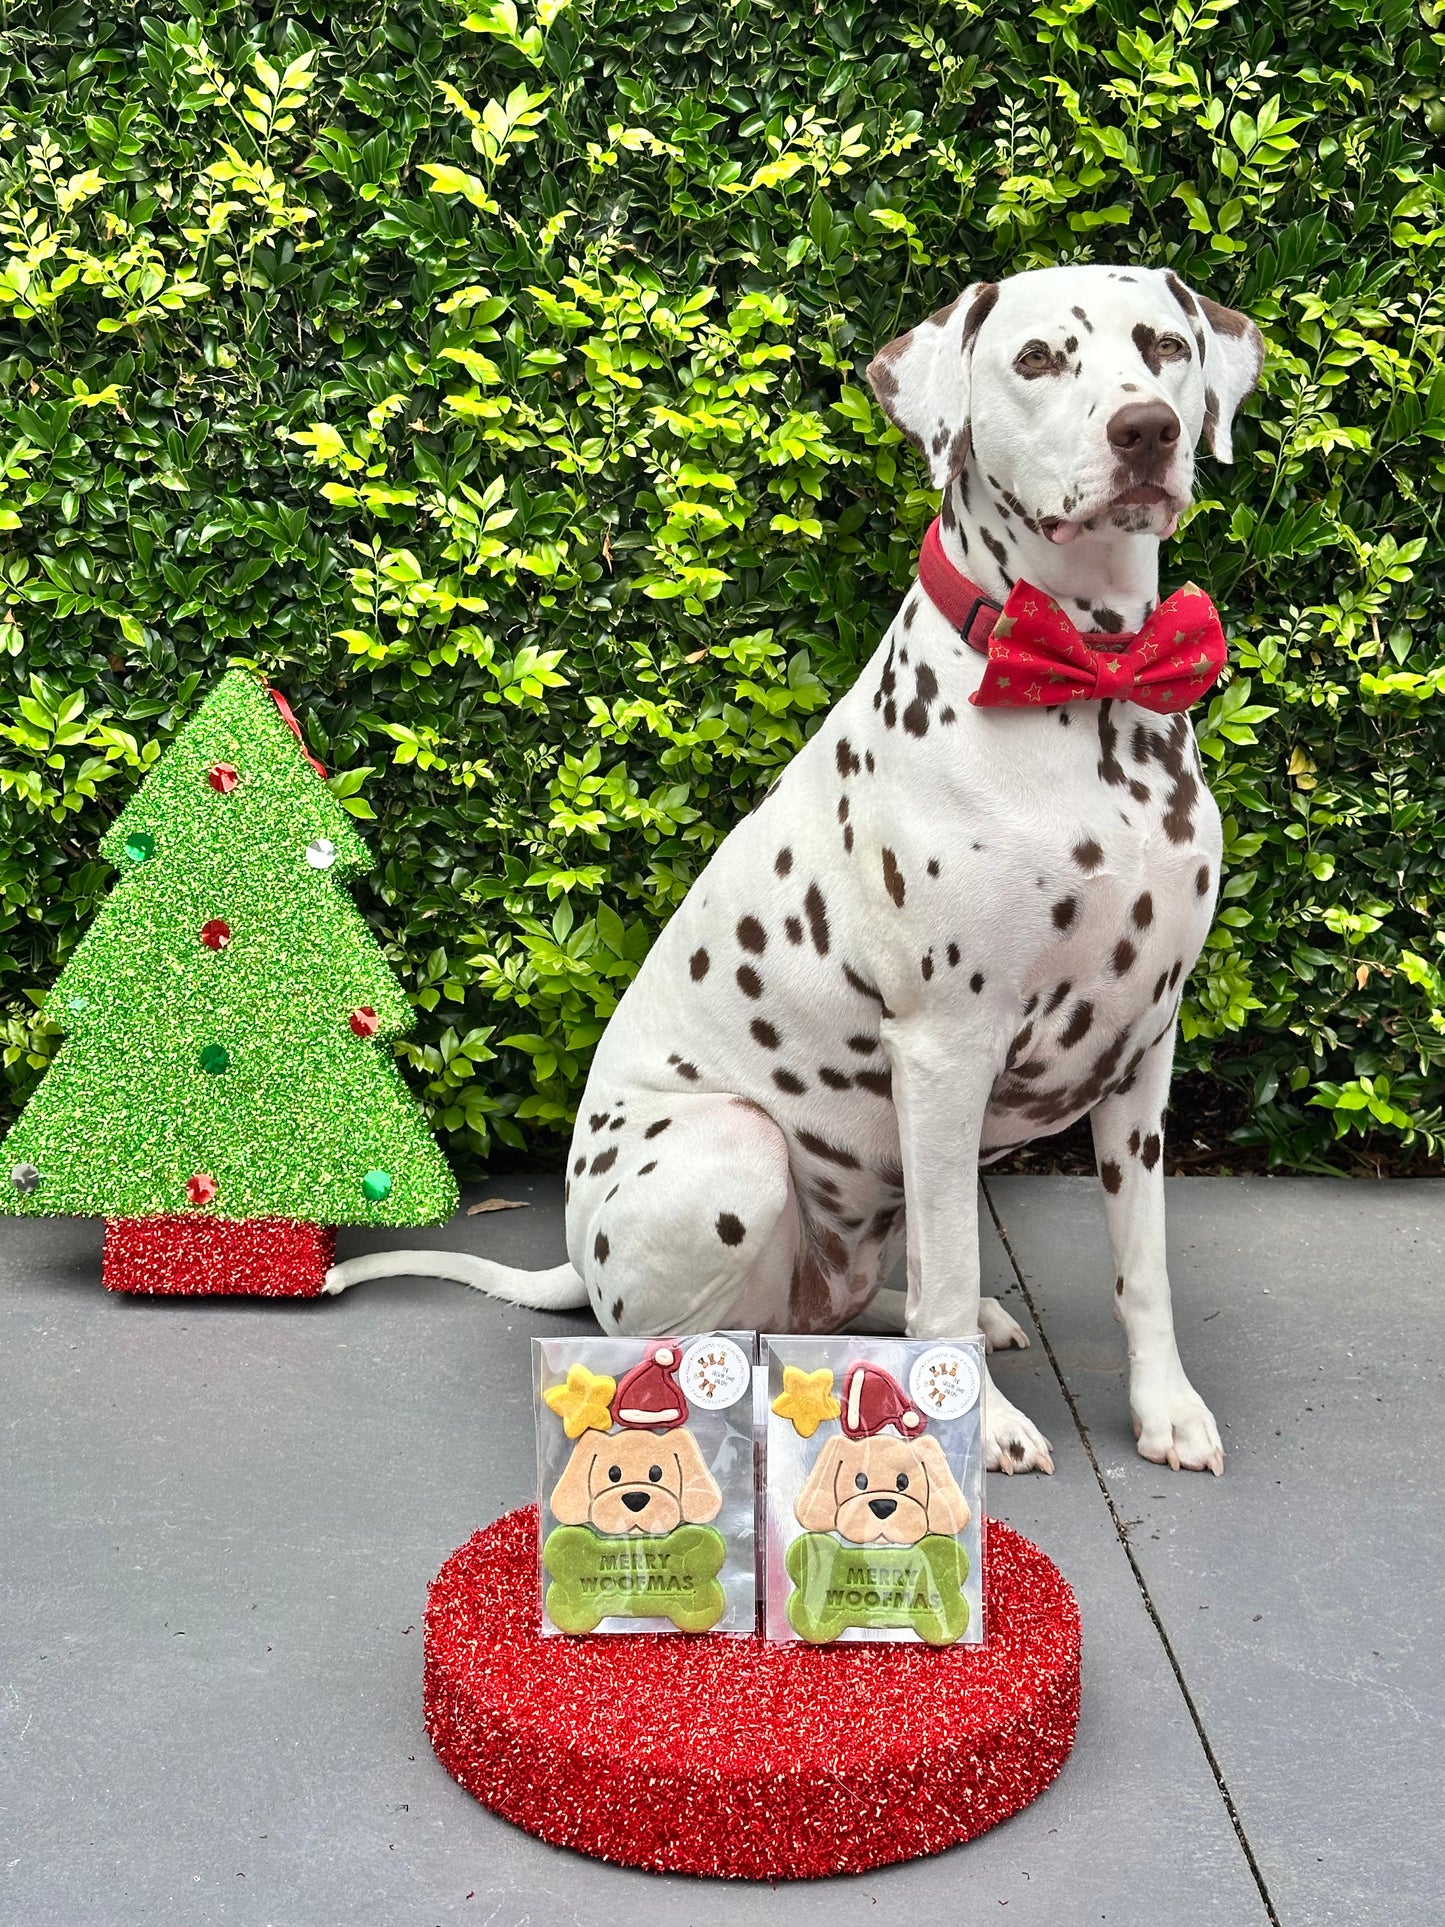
[917,519,1226,714]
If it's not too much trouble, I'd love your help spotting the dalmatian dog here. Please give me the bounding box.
[328,263,1264,1478]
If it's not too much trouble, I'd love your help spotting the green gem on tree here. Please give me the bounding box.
[0,669,458,1295]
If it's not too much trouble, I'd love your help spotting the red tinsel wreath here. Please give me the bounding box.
[424,1506,1081,1880]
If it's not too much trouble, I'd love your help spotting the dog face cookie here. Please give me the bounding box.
[550,1425,722,1537]
[794,1431,969,1546]
[766,1339,985,1645]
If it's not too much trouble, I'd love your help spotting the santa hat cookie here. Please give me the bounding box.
[839,1360,927,1441]
[612,1341,689,1432]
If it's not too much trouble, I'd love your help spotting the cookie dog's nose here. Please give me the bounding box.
[867,1497,898,1519]
[621,1491,650,1513]
[1107,400,1180,465]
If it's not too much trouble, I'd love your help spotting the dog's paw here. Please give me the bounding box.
[985,1382,1054,1475]
[978,1296,1030,1353]
[1131,1375,1224,1476]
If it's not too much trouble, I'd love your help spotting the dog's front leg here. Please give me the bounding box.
[1090,1024,1224,1474]
[885,1014,1054,1474]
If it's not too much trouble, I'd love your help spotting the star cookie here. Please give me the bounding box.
[771,1365,841,1439]
[544,1363,617,1439]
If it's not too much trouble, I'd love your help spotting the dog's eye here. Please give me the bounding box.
[1158,333,1189,360]
[896,1473,910,1492]
[854,1472,869,1490]
[648,1464,663,1483]
[607,1465,622,1483]
[1014,340,1054,373]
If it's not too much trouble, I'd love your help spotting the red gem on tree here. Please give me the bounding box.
[186,1173,217,1205]
[349,1006,380,1038]
[200,919,232,950]
[207,762,240,794]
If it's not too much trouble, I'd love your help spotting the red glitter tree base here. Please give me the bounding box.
[102,1215,336,1296]
[424,1506,1081,1879]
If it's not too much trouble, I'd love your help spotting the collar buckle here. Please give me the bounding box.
[959,592,1003,647]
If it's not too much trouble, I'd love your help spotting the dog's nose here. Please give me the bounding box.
[1107,400,1180,465]
[867,1497,898,1519]
[621,1491,650,1513]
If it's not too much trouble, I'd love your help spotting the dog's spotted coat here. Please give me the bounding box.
[561,266,1263,1476]
[335,265,1264,1478]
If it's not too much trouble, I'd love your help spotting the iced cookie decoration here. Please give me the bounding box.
[771,1365,842,1439]
[541,1340,727,1633]
[780,1358,976,1647]
[543,1362,616,1439]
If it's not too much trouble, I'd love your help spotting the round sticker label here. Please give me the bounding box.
[909,1344,981,1419]
[679,1337,752,1411]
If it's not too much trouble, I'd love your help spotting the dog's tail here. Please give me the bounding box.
[322,1247,588,1310]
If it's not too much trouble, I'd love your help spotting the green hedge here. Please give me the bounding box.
[2,0,1443,1174]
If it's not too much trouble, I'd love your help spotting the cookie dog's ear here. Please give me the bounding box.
[1161,269,1264,464]
[914,1434,971,1535]
[549,1434,604,1525]
[794,1436,848,1532]
[669,1428,723,1525]
[866,283,999,489]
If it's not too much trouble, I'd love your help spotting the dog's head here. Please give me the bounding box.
[549,1426,722,1537]
[866,264,1264,545]
[794,1433,970,1547]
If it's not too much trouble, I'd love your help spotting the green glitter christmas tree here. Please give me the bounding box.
[0,669,458,1294]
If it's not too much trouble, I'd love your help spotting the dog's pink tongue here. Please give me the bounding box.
[1160,509,1181,539]
[1047,520,1080,545]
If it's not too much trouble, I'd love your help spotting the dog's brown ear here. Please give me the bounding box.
[915,1434,971,1535]
[670,1428,723,1525]
[549,1434,604,1525]
[866,283,999,489]
[794,1436,847,1532]
[1161,269,1264,464]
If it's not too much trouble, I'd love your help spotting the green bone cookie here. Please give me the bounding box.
[542,1522,727,1633]
[785,1532,970,1646]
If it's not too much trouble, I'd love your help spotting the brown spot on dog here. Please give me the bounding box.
[961,282,999,349]
[644,1117,671,1138]
[1141,1133,1161,1170]
[855,1067,893,1098]
[1045,980,1071,1014]
[785,916,803,944]
[594,1230,610,1264]
[737,915,766,954]
[1100,1158,1122,1194]
[673,1061,699,1081]
[946,941,959,966]
[751,1018,780,1049]
[736,965,763,998]
[589,1113,608,1132]
[773,1068,806,1095]
[921,952,934,981]
[970,971,984,993]
[1115,1274,1124,1296]
[835,738,861,778]
[638,1161,657,1175]
[804,881,830,955]
[573,1154,585,1174]
[1052,896,1078,931]
[846,1032,877,1055]
[818,1066,852,1090]
[1092,607,1125,634]
[882,848,906,908]
[1073,837,1104,872]
[590,1145,619,1176]
[775,846,793,877]
[1196,863,1211,896]
[1097,700,1127,789]
[1168,958,1183,990]
[717,1211,746,1246]
[1060,1001,1094,1048]
[1113,938,1136,975]
[1133,892,1154,928]
[797,1130,860,1169]
[1128,1129,1141,1156]
[689,947,709,981]
[612,1295,624,1322]
[927,858,940,878]
[1071,304,1093,333]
